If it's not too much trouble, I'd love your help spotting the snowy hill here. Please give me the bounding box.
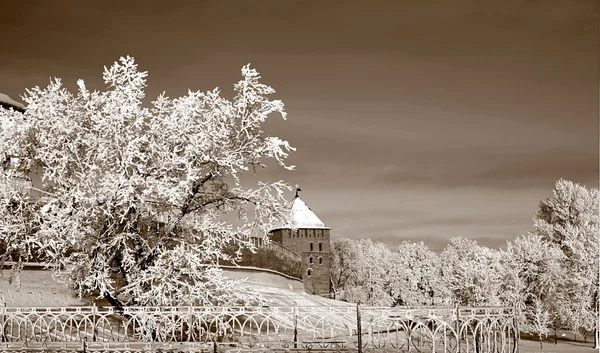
[223,266,352,308]
[0,93,25,112]
[0,265,348,308]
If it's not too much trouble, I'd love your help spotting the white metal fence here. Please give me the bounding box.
[0,305,518,352]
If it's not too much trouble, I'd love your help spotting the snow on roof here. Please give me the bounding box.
[271,189,329,231]
[289,196,327,229]
[0,93,25,111]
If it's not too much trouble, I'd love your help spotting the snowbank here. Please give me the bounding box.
[0,93,25,111]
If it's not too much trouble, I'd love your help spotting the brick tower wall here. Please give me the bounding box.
[301,251,331,297]
[269,228,331,297]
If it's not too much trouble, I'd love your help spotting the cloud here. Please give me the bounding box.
[371,146,598,191]
[1,0,596,253]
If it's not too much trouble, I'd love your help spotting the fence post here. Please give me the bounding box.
[293,303,298,348]
[455,304,461,353]
[356,303,362,353]
[92,303,97,342]
[513,305,520,353]
[1,302,5,343]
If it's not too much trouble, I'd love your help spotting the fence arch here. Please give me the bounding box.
[0,305,518,352]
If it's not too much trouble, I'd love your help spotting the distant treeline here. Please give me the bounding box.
[330,179,599,348]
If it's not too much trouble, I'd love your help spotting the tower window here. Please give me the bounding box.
[309,256,313,264]
[307,269,312,277]
[309,242,314,251]
[318,257,323,265]
[318,242,322,252]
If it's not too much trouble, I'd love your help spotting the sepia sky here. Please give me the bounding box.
[1,0,598,251]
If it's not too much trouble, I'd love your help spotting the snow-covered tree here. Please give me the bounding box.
[388,241,449,306]
[533,179,599,346]
[440,237,503,306]
[523,298,551,350]
[0,56,296,308]
[329,238,394,306]
[502,234,565,334]
[359,239,394,306]
[330,238,361,300]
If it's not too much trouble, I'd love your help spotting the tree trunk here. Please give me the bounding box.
[595,286,600,348]
[104,292,125,312]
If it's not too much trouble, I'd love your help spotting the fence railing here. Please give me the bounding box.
[0,305,518,352]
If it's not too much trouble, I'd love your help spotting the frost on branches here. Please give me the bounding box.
[524,298,551,350]
[0,56,295,308]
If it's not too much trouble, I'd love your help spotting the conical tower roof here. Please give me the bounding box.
[290,196,327,228]
[271,186,329,231]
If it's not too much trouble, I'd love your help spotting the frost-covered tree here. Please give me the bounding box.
[329,238,394,306]
[0,56,295,308]
[502,234,565,335]
[359,239,394,306]
[524,298,551,350]
[330,238,362,300]
[440,237,503,306]
[388,241,449,306]
[533,179,599,346]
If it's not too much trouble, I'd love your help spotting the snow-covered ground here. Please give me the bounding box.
[0,267,343,308]
[223,267,352,307]
[0,269,87,307]
[0,93,25,110]
[519,339,595,353]
[0,270,594,353]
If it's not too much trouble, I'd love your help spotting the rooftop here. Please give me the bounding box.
[271,187,329,231]
[289,196,327,229]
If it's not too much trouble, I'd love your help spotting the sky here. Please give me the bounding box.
[1,0,598,251]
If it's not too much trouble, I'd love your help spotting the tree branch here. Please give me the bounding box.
[187,194,256,214]
[175,172,214,223]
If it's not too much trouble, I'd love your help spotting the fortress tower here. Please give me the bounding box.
[269,187,332,297]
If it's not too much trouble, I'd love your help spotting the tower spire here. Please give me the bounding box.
[295,184,302,198]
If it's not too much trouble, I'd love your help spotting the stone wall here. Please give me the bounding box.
[221,245,303,278]
[271,228,331,255]
[269,228,331,297]
[302,252,332,297]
